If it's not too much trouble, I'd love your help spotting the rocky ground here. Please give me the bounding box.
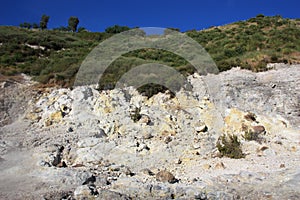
[0,64,299,199]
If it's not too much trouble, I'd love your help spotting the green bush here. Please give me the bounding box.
[243,130,260,141]
[105,25,130,34]
[137,83,175,98]
[216,134,245,159]
[130,107,142,122]
[270,54,279,62]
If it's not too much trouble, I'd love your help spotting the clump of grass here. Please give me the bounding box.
[242,125,265,143]
[130,107,142,122]
[243,130,259,141]
[216,134,245,159]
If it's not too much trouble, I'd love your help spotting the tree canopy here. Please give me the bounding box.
[20,22,32,29]
[105,25,130,34]
[68,16,80,32]
[40,14,50,30]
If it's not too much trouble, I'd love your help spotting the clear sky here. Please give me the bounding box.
[0,0,299,32]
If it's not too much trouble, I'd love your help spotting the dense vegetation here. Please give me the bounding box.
[0,15,299,90]
[187,15,300,71]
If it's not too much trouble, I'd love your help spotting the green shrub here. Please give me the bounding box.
[270,54,279,62]
[243,130,260,141]
[216,134,245,159]
[137,83,175,98]
[34,74,54,84]
[130,107,142,122]
[105,25,130,34]
[256,14,265,18]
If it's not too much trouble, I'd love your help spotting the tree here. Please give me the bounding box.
[40,14,50,30]
[105,25,130,34]
[20,22,32,29]
[68,16,79,32]
[32,23,39,29]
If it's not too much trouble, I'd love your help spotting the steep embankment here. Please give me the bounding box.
[0,65,299,199]
[0,15,299,89]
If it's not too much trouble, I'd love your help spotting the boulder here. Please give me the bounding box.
[156,170,177,183]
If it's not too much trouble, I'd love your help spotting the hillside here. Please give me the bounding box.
[188,15,300,70]
[0,14,300,200]
[0,15,299,88]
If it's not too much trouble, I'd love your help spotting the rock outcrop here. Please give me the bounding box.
[0,65,299,199]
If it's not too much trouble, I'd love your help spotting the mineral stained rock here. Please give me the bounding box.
[0,65,299,199]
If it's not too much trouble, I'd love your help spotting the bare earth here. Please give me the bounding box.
[0,65,299,199]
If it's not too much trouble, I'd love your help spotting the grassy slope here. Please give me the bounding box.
[187,15,300,71]
[0,15,299,88]
[0,26,111,86]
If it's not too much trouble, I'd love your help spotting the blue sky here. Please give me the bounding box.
[0,0,299,32]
